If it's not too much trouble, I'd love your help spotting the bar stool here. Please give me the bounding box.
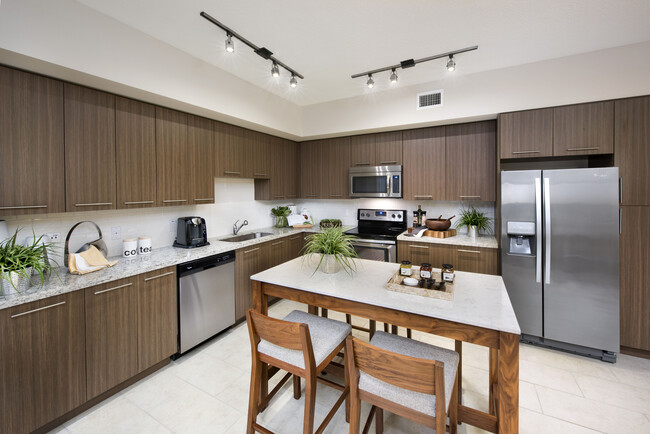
[246,309,351,434]
[345,332,459,434]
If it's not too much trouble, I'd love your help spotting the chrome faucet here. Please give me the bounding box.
[233,219,248,235]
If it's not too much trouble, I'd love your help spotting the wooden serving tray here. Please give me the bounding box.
[292,224,314,228]
[386,267,454,301]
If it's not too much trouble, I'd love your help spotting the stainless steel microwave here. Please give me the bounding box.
[349,165,402,198]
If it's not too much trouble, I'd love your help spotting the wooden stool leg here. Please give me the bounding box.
[293,374,301,399]
[449,375,458,434]
[390,325,398,335]
[321,308,329,318]
[346,314,352,324]
[369,320,376,339]
[308,305,318,315]
[406,328,412,339]
[247,357,262,434]
[349,394,361,434]
[383,323,389,333]
[375,407,384,434]
[303,374,317,434]
[489,347,498,415]
[455,340,463,425]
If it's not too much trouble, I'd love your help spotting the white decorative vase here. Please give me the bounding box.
[321,255,342,274]
[1,268,32,298]
[468,225,478,240]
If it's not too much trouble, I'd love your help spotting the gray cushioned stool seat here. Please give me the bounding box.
[358,331,459,415]
[258,310,351,369]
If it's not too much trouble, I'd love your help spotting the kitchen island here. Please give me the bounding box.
[251,256,521,433]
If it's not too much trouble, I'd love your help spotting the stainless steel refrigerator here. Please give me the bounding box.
[501,168,619,361]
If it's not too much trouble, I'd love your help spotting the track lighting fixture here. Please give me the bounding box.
[446,55,456,72]
[351,46,477,87]
[367,74,375,89]
[201,11,304,87]
[390,69,398,84]
[225,34,234,53]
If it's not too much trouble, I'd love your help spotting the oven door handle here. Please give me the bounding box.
[351,240,396,248]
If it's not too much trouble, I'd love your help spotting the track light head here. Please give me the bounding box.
[290,74,298,88]
[390,69,398,84]
[271,62,280,78]
[367,74,375,89]
[225,34,234,53]
[446,55,456,72]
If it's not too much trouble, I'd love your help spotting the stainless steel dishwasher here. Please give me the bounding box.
[176,251,236,356]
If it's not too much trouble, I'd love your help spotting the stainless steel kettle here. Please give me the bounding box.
[64,221,108,265]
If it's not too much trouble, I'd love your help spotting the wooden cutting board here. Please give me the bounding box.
[423,229,456,238]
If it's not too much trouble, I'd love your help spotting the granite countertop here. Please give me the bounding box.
[397,231,499,249]
[252,256,520,335]
[0,226,329,311]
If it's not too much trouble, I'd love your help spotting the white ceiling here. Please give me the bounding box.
[76,0,650,107]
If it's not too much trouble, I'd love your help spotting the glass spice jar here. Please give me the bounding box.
[442,264,455,282]
[420,263,433,279]
[400,261,413,276]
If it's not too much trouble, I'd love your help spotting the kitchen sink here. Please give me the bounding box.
[222,232,274,242]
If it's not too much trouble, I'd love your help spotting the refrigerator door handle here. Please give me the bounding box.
[544,177,551,284]
[535,178,542,283]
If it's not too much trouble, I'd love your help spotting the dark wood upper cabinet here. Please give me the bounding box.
[499,108,553,159]
[257,137,299,200]
[615,96,650,206]
[445,121,496,201]
[553,101,614,156]
[350,131,402,166]
[0,291,86,434]
[300,140,324,198]
[250,130,271,179]
[402,127,446,201]
[215,122,253,178]
[115,97,156,209]
[188,115,215,204]
[84,277,138,400]
[137,267,177,372]
[620,206,650,351]
[323,137,351,199]
[64,83,116,211]
[284,140,300,199]
[155,107,191,206]
[0,66,65,216]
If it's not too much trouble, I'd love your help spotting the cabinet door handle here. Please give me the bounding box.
[11,301,66,319]
[511,150,540,155]
[619,208,622,235]
[354,162,371,166]
[144,271,174,281]
[414,195,432,199]
[458,249,480,254]
[75,202,112,207]
[273,195,285,199]
[379,161,397,165]
[124,200,154,205]
[0,205,47,210]
[95,282,132,295]
[162,199,188,203]
[409,244,429,249]
[619,178,622,204]
[290,236,301,240]
[329,194,343,198]
[287,195,297,198]
[253,172,268,177]
[459,195,481,199]
[194,198,214,202]
[305,194,318,197]
[566,147,599,152]
[243,247,260,254]
[224,171,241,175]
[271,241,285,246]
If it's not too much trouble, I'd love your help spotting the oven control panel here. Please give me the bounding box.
[357,209,406,222]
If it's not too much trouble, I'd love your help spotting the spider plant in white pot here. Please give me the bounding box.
[0,229,55,298]
[302,226,358,274]
[456,206,492,239]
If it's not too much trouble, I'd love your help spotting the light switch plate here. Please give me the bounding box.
[170,220,176,233]
[47,232,60,242]
[111,226,121,240]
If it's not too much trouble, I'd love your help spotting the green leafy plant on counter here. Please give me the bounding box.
[455,206,492,233]
[271,206,291,228]
[302,226,358,275]
[0,228,57,294]
[319,219,342,229]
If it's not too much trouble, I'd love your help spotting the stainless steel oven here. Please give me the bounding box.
[349,165,402,198]
[351,239,397,262]
[345,209,407,263]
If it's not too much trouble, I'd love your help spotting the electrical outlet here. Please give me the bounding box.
[47,232,60,242]
[111,226,121,240]
[170,220,176,233]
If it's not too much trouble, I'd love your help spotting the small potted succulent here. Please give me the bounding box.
[302,226,358,275]
[319,219,342,229]
[0,229,56,298]
[456,206,492,239]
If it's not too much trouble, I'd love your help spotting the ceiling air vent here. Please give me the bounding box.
[417,90,443,110]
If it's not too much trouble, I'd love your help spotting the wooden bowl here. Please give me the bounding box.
[425,219,452,231]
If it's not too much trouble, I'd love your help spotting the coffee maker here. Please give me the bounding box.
[173,217,209,248]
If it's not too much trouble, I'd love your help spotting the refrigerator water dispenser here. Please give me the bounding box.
[506,221,535,255]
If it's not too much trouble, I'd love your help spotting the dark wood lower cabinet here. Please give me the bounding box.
[85,277,138,400]
[397,241,497,275]
[137,267,178,372]
[0,292,86,434]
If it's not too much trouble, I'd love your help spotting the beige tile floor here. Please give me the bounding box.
[51,300,650,434]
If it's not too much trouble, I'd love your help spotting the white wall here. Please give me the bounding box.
[301,41,650,138]
[0,0,302,138]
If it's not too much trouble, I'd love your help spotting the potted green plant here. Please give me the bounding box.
[319,219,342,229]
[0,229,55,298]
[271,206,291,228]
[456,206,492,239]
[302,226,358,274]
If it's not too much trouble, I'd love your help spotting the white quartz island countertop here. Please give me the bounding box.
[252,256,520,335]
[397,231,499,249]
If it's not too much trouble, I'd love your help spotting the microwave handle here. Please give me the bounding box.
[387,175,391,194]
